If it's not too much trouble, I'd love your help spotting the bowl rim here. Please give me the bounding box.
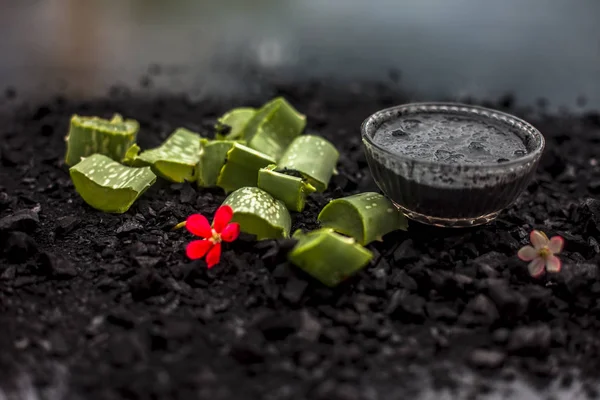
[361,102,545,169]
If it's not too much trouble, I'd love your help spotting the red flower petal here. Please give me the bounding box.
[213,205,234,233]
[206,242,222,268]
[221,223,240,242]
[186,239,213,260]
[186,214,212,238]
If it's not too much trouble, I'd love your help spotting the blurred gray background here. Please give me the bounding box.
[1,0,599,111]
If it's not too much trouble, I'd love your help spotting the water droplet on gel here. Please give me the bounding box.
[435,150,465,164]
[468,141,486,152]
[400,119,421,131]
[513,149,526,156]
[391,129,408,137]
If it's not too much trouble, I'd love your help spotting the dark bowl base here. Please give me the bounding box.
[393,201,501,228]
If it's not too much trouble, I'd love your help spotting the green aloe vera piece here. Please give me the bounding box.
[216,143,276,193]
[244,97,306,160]
[65,114,139,166]
[222,187,291,240]
[215,108,256,140]
[69,154,156,213]
[318,192,407,245]
[122,143,142,166]
[278,135,339,192]
[196,139,236,187]
[257,165,316,212]
[133,128,202,182]
[288,228,373,287]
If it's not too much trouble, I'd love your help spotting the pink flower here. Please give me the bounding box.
[518,230,564,277]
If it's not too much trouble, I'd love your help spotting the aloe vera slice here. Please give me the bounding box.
[196,139,236,187]
[257,165,316,212]
[288,228,373,287]
[216,143,276,193]
[133,128,201,182]
[278,135,339,192]
[215,108,256,140]
[244,97,306,160]
[318,192,407,245]
[69,154,156,213]
[65,114,139,166]
[222,187,291,240]
[122,143,142,166]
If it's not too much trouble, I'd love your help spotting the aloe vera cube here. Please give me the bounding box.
[65,114,139,166]
[278,135,339,192]
[216,143,276,193]
[244,97,306,160]
[288,228,373,287]
[196,139,236,188]
[318,192,407,245]
[134,128,201,182]
[257,165,316,212]
[222,187,291,240]
[69,154,156,213]
[215,108,256,140]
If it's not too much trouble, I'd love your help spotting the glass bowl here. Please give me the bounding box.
[361,102,545,227]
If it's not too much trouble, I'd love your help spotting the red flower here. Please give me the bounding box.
[185,205,240,268]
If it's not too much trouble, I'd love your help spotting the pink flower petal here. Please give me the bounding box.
[530,230,549,250]
[205,242,222,268]
[186,214,212,238]
[548,236,564,254]
[545,255,562,273]
[213,205,234,233]
[528,258,545,278]
[518,245,538,261]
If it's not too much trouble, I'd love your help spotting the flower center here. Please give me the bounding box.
[538,247,551,259]
[210,228,222,244]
